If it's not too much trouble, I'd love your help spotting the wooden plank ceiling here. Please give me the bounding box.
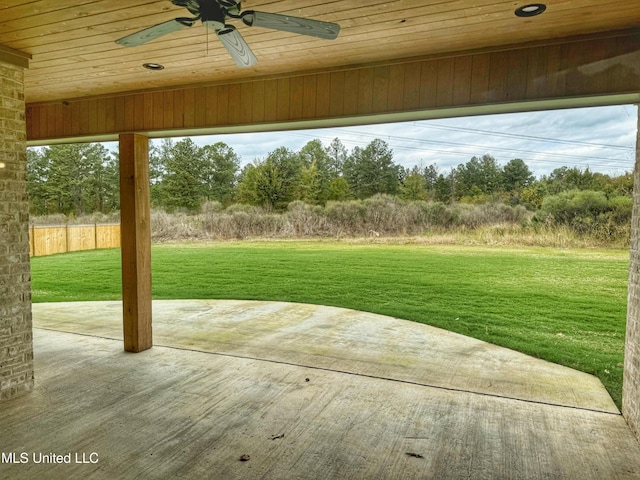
[1,0,639,105]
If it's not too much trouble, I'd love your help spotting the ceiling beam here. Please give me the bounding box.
[0,44,31,69]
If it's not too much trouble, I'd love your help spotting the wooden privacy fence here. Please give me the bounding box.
[29,224,120,257]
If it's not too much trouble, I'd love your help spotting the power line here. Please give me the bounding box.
[332,127,632,164]
[415,122,634,151]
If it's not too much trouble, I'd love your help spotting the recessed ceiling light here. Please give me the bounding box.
[143,63,165,71]
[515,3,547,17]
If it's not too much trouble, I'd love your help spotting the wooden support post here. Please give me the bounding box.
[119,133,152,353]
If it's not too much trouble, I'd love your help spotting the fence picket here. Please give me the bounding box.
[29,224,120,257]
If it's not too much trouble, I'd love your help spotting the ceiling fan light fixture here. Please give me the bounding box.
[203,19,226,31]
[143,63,165,70]
[515,3,547,17]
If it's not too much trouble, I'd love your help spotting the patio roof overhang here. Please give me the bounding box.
[0,1,635,143]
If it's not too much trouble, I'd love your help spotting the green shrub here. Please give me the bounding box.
[609,196,633,224]
[539,190,608,223]
[537,190,630,242]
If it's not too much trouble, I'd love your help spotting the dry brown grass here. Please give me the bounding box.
[30,197,629,249]
[319,225,624,249]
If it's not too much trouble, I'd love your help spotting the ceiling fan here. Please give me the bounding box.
[116,0,341,68]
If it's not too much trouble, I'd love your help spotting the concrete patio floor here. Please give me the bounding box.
[2,300,640,479]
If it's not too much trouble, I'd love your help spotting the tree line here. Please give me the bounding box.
[26,137,634,238]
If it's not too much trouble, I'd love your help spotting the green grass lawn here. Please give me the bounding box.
[30,241,629,407]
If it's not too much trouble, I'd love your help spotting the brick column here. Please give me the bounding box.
[0,59,34,400]
[624,105,640,439]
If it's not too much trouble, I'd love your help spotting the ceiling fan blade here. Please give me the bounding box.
[172,0,201,17]
[214,25,257,68]
[116,18,196,47]
[218,0,241,14]
[241,11,340,40]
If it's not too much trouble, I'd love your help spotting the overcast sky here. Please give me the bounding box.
[160,104,638,179]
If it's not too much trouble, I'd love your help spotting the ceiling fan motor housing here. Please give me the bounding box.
[199,0,229,31]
